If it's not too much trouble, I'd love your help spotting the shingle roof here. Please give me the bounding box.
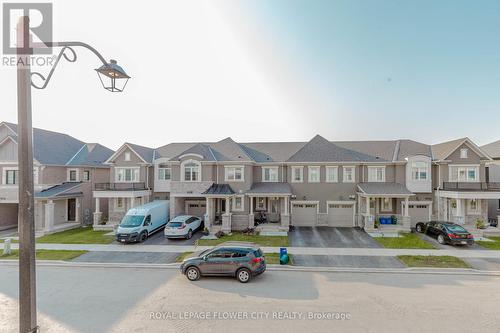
[202,183,235,195]
[397,140,432,161]
[246,182,292,195]
[66,143,114,166]
[481,140,500,159]
[126,143,155,163]
[35,182,83,198]
[288,135,381,162]
[172,143,219,161]
[431,138,467,161]
[334,140,397,161]
[357,183,413,196]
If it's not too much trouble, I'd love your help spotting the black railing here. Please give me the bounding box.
[94,182,148,191]
[442,182,500,191]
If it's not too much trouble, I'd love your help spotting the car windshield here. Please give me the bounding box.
[168,222,183,228]
[120,215,145,228]
[171,216,187,222]
[446,225,467,233]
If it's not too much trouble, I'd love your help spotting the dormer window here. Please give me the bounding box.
[460,148,468,159]
[182,160,201,182]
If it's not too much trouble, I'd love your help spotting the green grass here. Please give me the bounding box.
[375,233,436,249]
[35,227,114,244]
[398,255,470,268]
[476,237,500,250]
[0,249,87,260]
[176,252,293,265]
[196,232,288,247]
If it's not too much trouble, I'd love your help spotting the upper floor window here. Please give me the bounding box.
[182,160,200,182]
[368,166,385,182]
[124,152,131,161]
[158,164,171,180]
[291,166,303,183]
[116,167,139,182]
[82,170,90,182]
[411,162,428,181]
[68,169,78,182]
[308,166,320,183]
[326,166,338,183]
[225,166,244,182]
[5,169,18,185]
[262,167,278,182]
[460,148,468,159]
[343,166,355,183]
[450,165,478,182]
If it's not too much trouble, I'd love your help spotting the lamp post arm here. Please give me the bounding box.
[44,41,108,66]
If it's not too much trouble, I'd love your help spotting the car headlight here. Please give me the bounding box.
[130,232,139,237]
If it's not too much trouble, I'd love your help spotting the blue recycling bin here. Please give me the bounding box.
[280,247,287,257]
[279,247,289,265]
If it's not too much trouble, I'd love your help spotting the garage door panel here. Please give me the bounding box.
[186,201,206,219]
[409,204,430,227]
[292,203,317,226]
[327,203,354,227]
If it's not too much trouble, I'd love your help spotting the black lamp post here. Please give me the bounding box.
[16,15,130,333]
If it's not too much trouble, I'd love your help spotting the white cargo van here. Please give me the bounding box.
[116,200,170,243]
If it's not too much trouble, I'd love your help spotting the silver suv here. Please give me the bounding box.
[180,242,266,283]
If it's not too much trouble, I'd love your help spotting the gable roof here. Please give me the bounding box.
[287,135,381,162]
[481,140,500,159]
[432,137,492,161]
[35,182,83,198]
[66,143,114,167]
[106,142,155,164]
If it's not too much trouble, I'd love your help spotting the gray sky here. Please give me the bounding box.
[1,0,499,150]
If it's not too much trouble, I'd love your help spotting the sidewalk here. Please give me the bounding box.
[8,243,500,259]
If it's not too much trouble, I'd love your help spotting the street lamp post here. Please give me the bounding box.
[16,15,130,333]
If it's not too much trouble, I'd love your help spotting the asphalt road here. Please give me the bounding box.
[1,265,499,333]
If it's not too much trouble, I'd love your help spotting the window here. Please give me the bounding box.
[115,168,139,182]
[381,198,392,211]
[182,160,200,182]
[468,199,480,214]
[225,166,244,182]
[158,164,171,180]
[69,169,78,182]
[5,169,18,185]
[343,166,355,183]
[368,166,385,182]
[269,198,279,213]
[291,166,303,183]
[411,162,428,181]
[449,166,478,182]
[82,170,90,182]
[256,197,266,210]
[116,198,124,210]
[262,167,278,182]
[460,148,468,159]
[326,166,338,183]
[233,196,244,211]
[308,166,320,183]
[124,152,131,161]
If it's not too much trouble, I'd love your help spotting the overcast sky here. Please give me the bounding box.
[1,0,499,150]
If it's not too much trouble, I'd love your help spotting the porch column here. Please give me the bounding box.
[248,196,255,228]
[130,197,135,209]
[404,197,409,217]
[456,199,464,224]
[205,197,212,231]
[280,196,290,230]
[364,196,375,231]
[365,196,370,214]
[93,197,102,227]
[222,196,232,233]
[75,197,80,223]
[44,200,55,232]
[402,196,411,232]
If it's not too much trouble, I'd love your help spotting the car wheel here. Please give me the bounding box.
[437,234,446,244]
[416,224,423,233]
[139,231,148,243]
[186,266,200,281]
[187,230,193,239]
[236,268,251,283]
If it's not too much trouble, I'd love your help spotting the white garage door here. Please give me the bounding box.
[327,203,354,227]
[185,201,206,219]
[291,203,317,226]
[408,204,430,227]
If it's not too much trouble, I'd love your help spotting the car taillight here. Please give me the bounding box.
[448,233,459,239]
[467,234,474,239]
[251,257,262,263]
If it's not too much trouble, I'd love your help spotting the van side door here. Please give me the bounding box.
[143,215,153,233]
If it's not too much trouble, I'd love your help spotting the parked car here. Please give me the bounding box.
[180,242,266,283]
[415,221,474,246]
[164,215,202,239]
[116,200,170,243]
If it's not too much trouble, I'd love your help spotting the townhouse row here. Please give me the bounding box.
[1,121,500,236]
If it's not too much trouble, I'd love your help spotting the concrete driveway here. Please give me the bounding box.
[289,226,381,248]
[112,227,203,246]
[416,232,485,250]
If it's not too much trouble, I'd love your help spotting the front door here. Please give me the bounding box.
[67,198,76,221]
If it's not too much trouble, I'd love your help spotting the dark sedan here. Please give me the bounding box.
[415,221,474,246]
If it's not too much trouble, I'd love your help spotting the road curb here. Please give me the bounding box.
[1,260,500,276]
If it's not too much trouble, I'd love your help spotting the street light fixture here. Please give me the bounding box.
[16,16,130,333]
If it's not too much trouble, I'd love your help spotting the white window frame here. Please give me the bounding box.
[308,166,320,183]
[381,198,392,212]
[115,167,140,183]
[158,166,171,180]
[460,148,468,159]
[82,170,90,182]
[256,197,266,210]
[291,166,303,183]
[68,168,79,182]
[232,195,245,212]
[262,166,279,182]
[368,166,385,182]
[3,167,19,185]
[411,161,428,181]
[468,199,481,215]
[181,159,201,182]
[343,166,355,183]
[115,198,125,211]
[224,165,244,182]
[449,165,479,182]
[326,166,338,183]
[124,152,131,161]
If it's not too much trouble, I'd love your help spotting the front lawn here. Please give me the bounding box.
[175,252,293,265]
[35,227,114,244]
[375,233,436,249]
[0,249,87,260]
[476,237,500,250]
[196,232,288,247]
[398,255,470,268]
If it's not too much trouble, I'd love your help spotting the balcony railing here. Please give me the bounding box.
[442,182,500,191]
[94,182,148,191]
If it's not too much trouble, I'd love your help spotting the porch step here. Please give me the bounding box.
[259,231,288,237]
